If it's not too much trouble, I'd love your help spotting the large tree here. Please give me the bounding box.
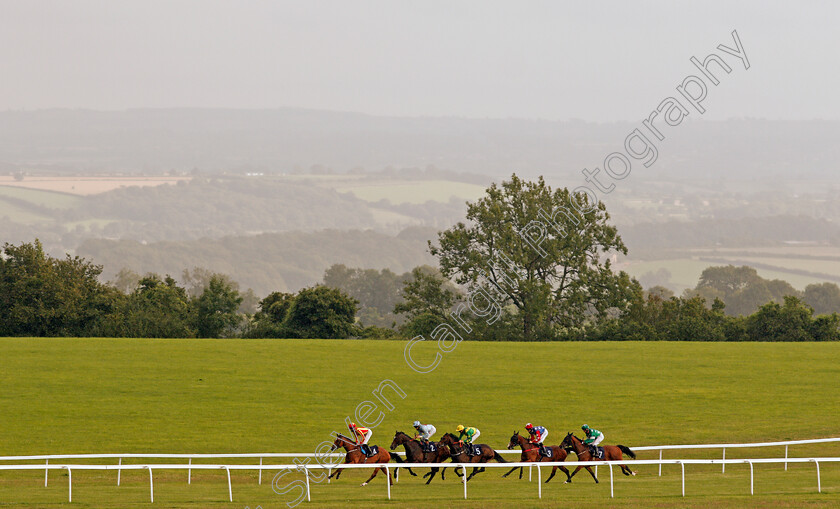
[430,174,638,341]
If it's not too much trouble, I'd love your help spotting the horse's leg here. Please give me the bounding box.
[441,467,446,481]
[360,464,381,486]
[425,467,438,485]
[566,465,583,483]
[545,464,558,483]
[502,465,519,478]
[585,465,599,483]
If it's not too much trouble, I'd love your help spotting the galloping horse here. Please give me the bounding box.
[502,431,572,483]
[328,433,393,486]
[390,431,450,484]
[560,432,636,483]
[439,433,506,481]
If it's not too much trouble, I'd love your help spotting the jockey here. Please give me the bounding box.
[581,424,604,457]
[525,423,549,456]
[455,425,480,454]
[349,422,373,456]
[413,420,437,451]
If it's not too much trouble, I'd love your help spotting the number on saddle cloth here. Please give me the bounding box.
[591,446,604,459]
[468,444,481,456]
[423,442,437,453]
[539,447,553,458]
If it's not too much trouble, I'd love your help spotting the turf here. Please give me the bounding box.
[1,338,839,508]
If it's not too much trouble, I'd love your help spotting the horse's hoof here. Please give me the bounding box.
[564,480,569,484]
[360,482,367,487]
[632,471,637,476]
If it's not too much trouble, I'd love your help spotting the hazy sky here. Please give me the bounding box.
[2,0,838,121]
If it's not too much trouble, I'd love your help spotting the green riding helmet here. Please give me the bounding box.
[581,424,590,431]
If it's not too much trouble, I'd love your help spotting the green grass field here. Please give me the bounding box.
[0,186,82,210]
[1,339,839,508]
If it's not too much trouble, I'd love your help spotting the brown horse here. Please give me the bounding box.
[328,433,393,486]
[560,432,636,483]
[502,431,572,483]
[439,433,506,481]
[390,431,450,484]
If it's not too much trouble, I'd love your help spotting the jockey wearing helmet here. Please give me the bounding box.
[525,422,549,456]
[581,424,604,457]
[455,425,480,454]
[348,422,373,456]
[413,420,437,451]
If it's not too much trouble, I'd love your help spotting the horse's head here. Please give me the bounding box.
[390,431,407,450]
[507,431,521,449]
[560,432,575,449]
[440,433,456,446]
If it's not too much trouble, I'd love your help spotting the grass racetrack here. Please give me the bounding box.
[1,338,839,508]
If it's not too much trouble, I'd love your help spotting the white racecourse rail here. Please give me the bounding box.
[0,437,838,503]
[0,458,837,503]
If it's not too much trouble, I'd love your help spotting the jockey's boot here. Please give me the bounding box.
[361,444,371,456]
[539,444,547,457]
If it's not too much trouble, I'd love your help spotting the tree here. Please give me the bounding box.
[803,282,840,315]
[746,296,817,341]
[118,275,196,338]
[394,265,463,336]
[322,264,408,328]
[194,275,243,338]
[0,240,110,336]
[430,174,638,341]
[283,286,358,339]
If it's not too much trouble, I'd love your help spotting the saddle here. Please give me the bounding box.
[361,445,378,457]
[466,444,482,456]
[589,445,604,459]
[421,441,438,453]
[539,446,553,458]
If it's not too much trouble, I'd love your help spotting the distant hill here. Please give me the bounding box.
[1,109,838,182]
[76,227,438,296]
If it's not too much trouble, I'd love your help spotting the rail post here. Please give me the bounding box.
[813,459,821,493]
[44,459,49,487]
[462,463,468,499]
[680,461,685,497]
[529,463,532,482]
[258,457,262,485]
[784,445,788,471]
[658,449,663,476]
[747,460,753,494]
[385,465,391,500]
[224,466,232,502]
[537,464,541,499]
[63,466,72,502]
[595,465,598,478]
[722,448,726,473]
[147,466,154,503]
[305,465,311,502]
[609,463,614,498]
[188,457,192,485]
[117,457,122,486]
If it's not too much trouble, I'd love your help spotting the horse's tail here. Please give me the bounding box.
[618,445,636,459]
[493,451,507,463]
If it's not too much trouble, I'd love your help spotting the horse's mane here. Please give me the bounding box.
[443,432,459,441]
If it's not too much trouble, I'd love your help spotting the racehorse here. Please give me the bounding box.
[328,433,393,486]
[560,432,636,483]
[502,431,572,483]
[390,431,450,484]
[439,432,506,481]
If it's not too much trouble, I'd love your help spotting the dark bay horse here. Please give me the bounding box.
[560,432,636,483]
[502,431,572,483]
[390,431,450,484]
[439,433,506,481]
[328,433,393,486]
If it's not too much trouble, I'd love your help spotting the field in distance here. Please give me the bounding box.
[1,338,839,508]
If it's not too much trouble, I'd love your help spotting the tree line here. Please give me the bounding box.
[3,175,840,341]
